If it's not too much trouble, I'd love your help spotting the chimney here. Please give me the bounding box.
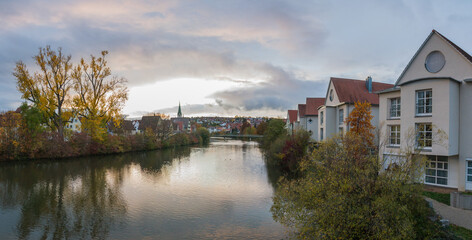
[365,76,372,93]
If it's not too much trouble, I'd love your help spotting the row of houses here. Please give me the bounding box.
[287,30,472,192]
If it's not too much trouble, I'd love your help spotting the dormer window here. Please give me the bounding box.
[416,90,432,116]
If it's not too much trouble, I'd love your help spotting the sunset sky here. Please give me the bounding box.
[1,0,472,117]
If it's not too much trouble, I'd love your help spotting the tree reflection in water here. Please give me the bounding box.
[0,147,192,240]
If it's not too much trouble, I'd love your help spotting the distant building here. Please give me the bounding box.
[171,102,191,133]
[304,97,324,141]
[318,77,393,141]
[286,109,298,135]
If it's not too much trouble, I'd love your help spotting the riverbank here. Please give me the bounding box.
[0,129,210,162]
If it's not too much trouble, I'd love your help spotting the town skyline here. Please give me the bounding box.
[1,1,472,117]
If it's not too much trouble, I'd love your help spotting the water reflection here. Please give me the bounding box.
[0,140,284,239]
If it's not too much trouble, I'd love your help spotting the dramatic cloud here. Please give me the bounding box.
[1,0,472,115]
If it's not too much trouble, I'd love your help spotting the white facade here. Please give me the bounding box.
[379,30,472,191]
[318,77,389,142]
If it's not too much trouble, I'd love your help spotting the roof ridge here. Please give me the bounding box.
[433,30,472,64]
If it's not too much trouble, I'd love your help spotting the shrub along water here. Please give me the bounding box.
[261,119,310,176]
[0,110,210,161]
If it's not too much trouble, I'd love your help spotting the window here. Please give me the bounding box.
[467,161,472,182]
[383,154,405,170]
[320,128,324,140]
[425,156,448,185]
[339,127,343,135]
[339,109,344,125]
[416,90,432,116]
[388,125,400,146]
[389,98,401,118]
[320,111,324,125]
[416,123,432,149]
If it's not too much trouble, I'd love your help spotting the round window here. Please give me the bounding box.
[425,51,445,73]
[329,89,334,101]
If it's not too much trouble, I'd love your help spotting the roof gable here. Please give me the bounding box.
[287,110,298,124]
[298,104,306,118]
[395,30,472,86]
[330,77,393,105]
[305,98,324,116]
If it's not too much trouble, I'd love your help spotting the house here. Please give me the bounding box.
[297,104,306,131]
[304,98,324,141]
[318,77,393,141]
[171,102,191,133]
[286,110,298,135]
[66,117,82,132]
[138,115,162,133]
[378,30,472,191]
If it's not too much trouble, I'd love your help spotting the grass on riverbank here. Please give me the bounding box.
[423,191,450,205]
[450,224,472,240]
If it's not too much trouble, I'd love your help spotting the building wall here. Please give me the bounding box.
[305,115,318,141]
[460,82,472,191]
[399,79,458,156]
[378,91,402,157]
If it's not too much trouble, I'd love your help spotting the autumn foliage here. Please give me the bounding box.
[345,101,375,146]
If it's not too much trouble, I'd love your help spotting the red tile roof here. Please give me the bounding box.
[433,30,472,64]
[305,98,324,116]
[331,77,393,105]
[287,110,298,124]
[298,104,306,118]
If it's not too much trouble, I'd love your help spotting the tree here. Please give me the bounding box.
[13,46,74,140]
[72,51,128,141]
[262,119,286,149]
[240,119,251,135]
[256,121,268,135]
[271,134,447,239]
[345,101,375,146]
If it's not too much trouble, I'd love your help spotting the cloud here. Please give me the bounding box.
[210,64,327,112]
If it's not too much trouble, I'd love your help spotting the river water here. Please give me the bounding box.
[0,139,286,239]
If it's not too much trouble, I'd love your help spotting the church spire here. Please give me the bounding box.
[177,102,182,117]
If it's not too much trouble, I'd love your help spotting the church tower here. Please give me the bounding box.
[177,102,182,118]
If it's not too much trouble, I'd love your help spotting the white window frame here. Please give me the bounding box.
[425,155,448,185]
[388,125,400,147]
[416,89,432,116]
[416,123,432,149]
[320,128,324,140]
[467,160,472,183]
[389,98,401,119]
[339,109,344,125]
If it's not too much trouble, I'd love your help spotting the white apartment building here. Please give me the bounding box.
[297,104,307,132]
[304,98,324,141]
[378,30,472,191]
[286,110,298,135]
[318,77,393,141]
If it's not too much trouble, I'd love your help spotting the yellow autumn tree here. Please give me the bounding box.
[345,101,375,146]
[13,46,73,140]
[71,51,128,141]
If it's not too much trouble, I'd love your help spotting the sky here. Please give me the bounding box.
[1,0,472,118]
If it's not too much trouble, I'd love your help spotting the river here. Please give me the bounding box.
[0,139,286,239]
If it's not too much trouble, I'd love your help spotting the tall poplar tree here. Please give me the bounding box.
[13,46,73,140]
[72,51,128,141]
